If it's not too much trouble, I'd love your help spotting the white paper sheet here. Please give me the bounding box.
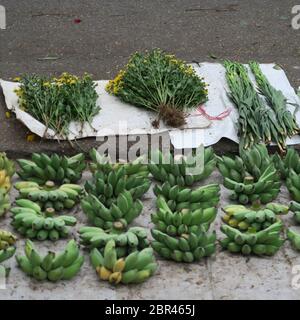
[1,63,300,149]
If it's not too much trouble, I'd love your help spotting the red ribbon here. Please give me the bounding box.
[191,105,232,121]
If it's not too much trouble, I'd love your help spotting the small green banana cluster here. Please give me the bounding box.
[90,240,157,285]
[222,203,288,232]
[286,171,300,203]
[0,189,10,217]
[89,148,149,178]
[0,246,16,278]
[274,147,300,179]
[289,201,300,224]
[220,221,284,256]
[81,191,143,231]
[148,147,216,187]
[151,228,216,262]
[152,196,217,235]
[218,144,280,204]
[79,226,150,257]
[15,181,83,212]
[153,183,220,211]
[0,152,15,217]
[16,240,84,281]
[0,230,17,249]
[11,199,77,241]
[85,166,151,207]
[287,229,300,251]
[0,152,15,178]
[17,153,86,185]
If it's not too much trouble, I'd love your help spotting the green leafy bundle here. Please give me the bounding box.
[15,73,100,138]
[106,49,208,127]
[249,61,299,138]
[224,61,285,151]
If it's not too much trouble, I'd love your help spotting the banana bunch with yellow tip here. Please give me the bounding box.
[90,240,157,285]
[218,144,280,205]
[153,183,220,211]
[274,147,300,179]
[0,246,16,278]
[289,201,300,224]
[89,148,149,178]
[17,153,86,185]
[16,239,84,282]
[0,152,15,217]
[0,189,10,217]
[220,221,284,256]
[85,166,150,207]
[0,152,15,178]
[0,169,13,193]
[81,190,143,231]
[222,203,288,232]
[79,226,150,257]
[0,229,17,250]
[152,196,217,235]
[287,229,300,251]
[11,199,77,241]
[148,147,216,187]
[15,181,83,212]
[151,228,216,262]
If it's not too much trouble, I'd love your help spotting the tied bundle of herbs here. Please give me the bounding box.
[224,61,285,152]
[249,61,299,138]
[106,49,208,127]
[14,73,100,138]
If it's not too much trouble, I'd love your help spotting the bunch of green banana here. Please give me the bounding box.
[274,147,300,179]
[0,230,17,249]
[152,196,217,235]
[148,147,216,187]
[0,153,15,217]
[218,144,280,204]
[222,203,288,232]
[16,240,84,281]
[289,201,300,224]
[81,191,143,231]
[0,152,15,178]
[153,183,220,211]
[90,240,157,285]
[15,181,83,212]
[89,148,149,178]
[85,165,150,207]
[151,229,216,262]
[286,170,300,203]
[11,199,77,241]
[0,246,16,277]
[0,189,10,217]
[220,221,284,256]
[79,226,150,257]
[17,153,86,185]
[287,229,300,251]
[0,169,12,193]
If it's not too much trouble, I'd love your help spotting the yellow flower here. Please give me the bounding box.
[13,77,21,82]
[26,134,36,142]
[43,82,50,87]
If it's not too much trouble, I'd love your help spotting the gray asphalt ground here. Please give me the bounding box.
[0,0,300,157]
